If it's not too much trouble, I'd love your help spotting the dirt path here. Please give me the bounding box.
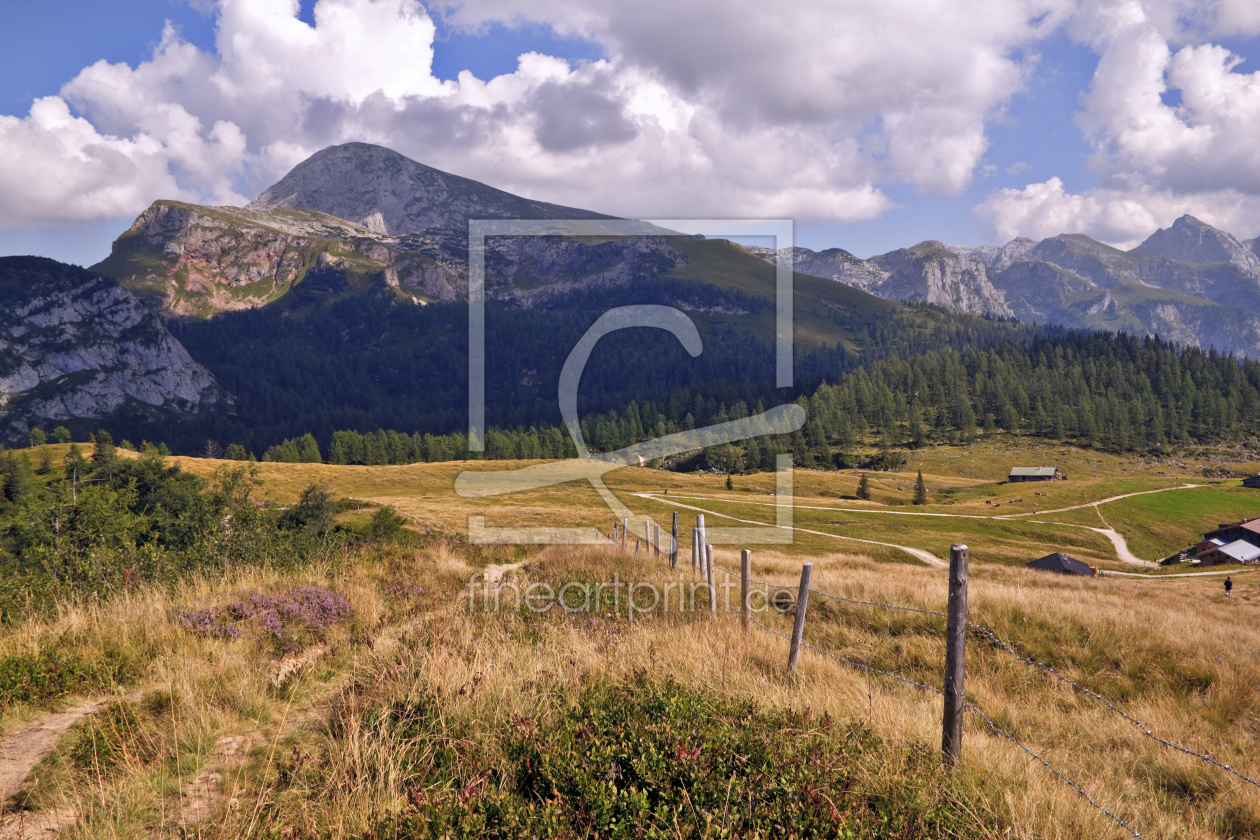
[651,487,1195,569]
[657,483,1204,522]
[1000,483,1204,517]
[1104,567,1260,579]
[0,694,141,839]
[635,494,947,568]
[0,699,113,805]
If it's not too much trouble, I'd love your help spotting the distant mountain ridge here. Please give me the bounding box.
[751,215,1260,358]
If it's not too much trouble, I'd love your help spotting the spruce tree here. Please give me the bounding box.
[914,470,928,505]
[91,429,117,481]
[856,472,871,501]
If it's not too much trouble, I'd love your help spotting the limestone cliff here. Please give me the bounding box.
[0,257,227,441]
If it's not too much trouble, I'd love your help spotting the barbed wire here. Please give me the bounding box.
[747,613,1143,839]
[966,621,1260,792]
[713,559,1260,792]
[963,701,1143,839]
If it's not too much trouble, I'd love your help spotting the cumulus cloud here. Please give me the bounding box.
[978,0,1260,246]
[0,0,1070,231]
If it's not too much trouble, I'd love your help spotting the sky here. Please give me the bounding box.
[2,0,1260,267]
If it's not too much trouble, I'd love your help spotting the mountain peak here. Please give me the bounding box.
[1131,214,1260,274]
[247,142,610,234]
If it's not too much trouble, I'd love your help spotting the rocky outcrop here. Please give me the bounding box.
[748,241,1011,317]
[744,245,888,291]
[93,201,470,316]
[0,257,227,441]
[946,237,1036,272]
[1132,215,1260,276]
[247,142,611,234]
[869,242,1012,317]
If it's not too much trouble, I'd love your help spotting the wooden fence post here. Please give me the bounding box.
[671,512,679,570]
[787,562,814,672]
[741,549,751,633]
[705,544,717,617]
[691,529,698,573]
[696,514,706,553]
[622,518,628,549]
[653,524,661,558]
[942,544,969,767]
[644,519,650,549]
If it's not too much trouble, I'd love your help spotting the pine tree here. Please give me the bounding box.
[91,429,117,481]
[913,470,928,505]
[297,433,322,463]
[856,472,871,501]
[5,454,34,504]
[908,407,926,449]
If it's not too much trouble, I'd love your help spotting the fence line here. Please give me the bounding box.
[717,558,1260,794]
[749,612,1143,839]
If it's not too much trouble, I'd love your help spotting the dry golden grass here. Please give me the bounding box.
[4,536,1257,839]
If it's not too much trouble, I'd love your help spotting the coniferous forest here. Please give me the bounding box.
[63,267,1259,465]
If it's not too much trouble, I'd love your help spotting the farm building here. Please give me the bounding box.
[1201,517,1260,550]
[1194,537,1226,555]
[1243,475,1260,488]
[1196,539,1260,566]
[1008,467,1062,483]
[1026,553,1096,576]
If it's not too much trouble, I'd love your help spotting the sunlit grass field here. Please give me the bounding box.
[153,433,1260,572]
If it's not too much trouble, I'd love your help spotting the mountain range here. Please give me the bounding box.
[5,140,1260,450]
[749,216,1260,358]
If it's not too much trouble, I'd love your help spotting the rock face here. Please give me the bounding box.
[869,242,1012,317]
[0,257,227,440]
[94,200,476,317]
[246,142,611,234]
[1132,215,1260,275]
[96,144,681,319]
[753,215,1260,358]
[747,241,1012,317]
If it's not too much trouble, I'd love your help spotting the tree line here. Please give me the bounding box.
[235,330,1260,470]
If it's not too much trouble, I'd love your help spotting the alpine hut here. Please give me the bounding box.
[1026,553,1096,577]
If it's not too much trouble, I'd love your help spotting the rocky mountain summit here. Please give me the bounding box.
[246,142,610,234]
[753,215,1260,358]
[94,143,686,318]
[0,257,226,441]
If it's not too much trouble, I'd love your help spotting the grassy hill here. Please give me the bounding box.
[3,463,1258,837]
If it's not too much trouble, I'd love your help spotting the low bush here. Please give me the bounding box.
[368,673,977,839]
[0,646,139,708]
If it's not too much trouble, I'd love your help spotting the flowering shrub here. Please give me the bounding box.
[176,585,351,654]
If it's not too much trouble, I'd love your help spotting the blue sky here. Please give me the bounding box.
[2,1,1260,266]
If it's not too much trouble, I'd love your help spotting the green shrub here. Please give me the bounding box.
[0,646,140,709]
[369,673,978,839]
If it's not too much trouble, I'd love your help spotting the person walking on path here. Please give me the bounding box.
[1225,576,1233,597]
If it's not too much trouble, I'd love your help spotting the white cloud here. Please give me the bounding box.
[974,177,1260,248]
[978,0,1260,246]
[0,97,185,227]
[0,0,1072,230]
